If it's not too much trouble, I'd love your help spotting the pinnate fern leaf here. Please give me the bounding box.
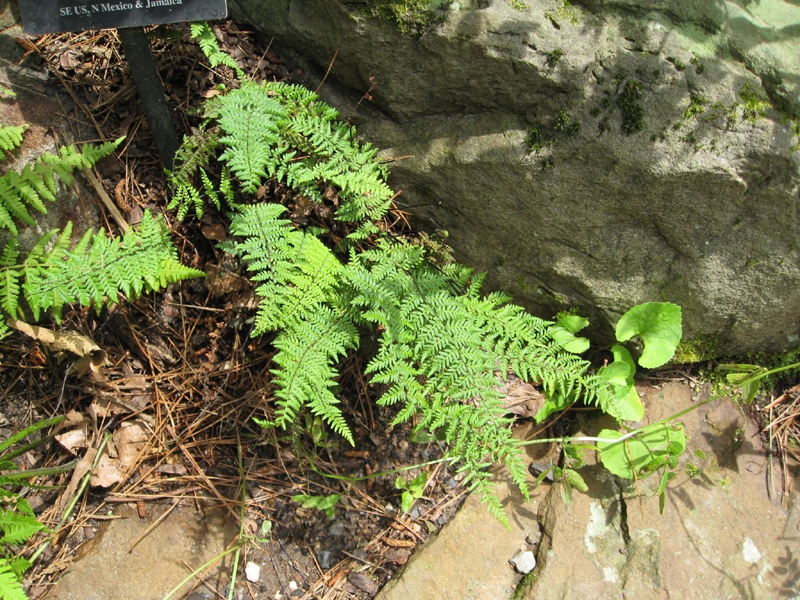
[0,125,25,156]
[166,126,221,221]
[0,508,45,546]
[223,204,359,442]
[0,138,122,235]
[190,22,245,78]
[0,211,203,328]
[0,560,26,600]
[217,82,286,194]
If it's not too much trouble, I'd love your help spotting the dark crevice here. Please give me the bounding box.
[618,484,632,546]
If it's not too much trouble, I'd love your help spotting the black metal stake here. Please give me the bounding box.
[117,26,180,171]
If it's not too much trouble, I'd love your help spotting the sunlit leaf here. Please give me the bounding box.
[564,468,588,492]
[615,302,682,368]
[597,424,686,479]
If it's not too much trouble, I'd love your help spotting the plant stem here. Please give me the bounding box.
[29,433,111,564]
[161,544,244,600]
[0,416,65,456]
[1,459,79,480]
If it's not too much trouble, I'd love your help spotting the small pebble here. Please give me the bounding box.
[327,520,347,537]
[317,549,333,570]
[509,550,536,574]
[245,562,260,582]
[288,581,298,591]
[350,549,369,563]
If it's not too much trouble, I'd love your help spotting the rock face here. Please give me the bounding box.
[0,4,102,252]
[228,0,800,355]
[529,382,791,600]
[375,382,794,600]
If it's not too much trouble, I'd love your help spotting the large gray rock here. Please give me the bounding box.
[229,0,800,355]
[0,4,102,252]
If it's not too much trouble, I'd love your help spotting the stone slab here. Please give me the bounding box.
[45,503,238,600]
[529,383,792,600]
[376,424,547,600]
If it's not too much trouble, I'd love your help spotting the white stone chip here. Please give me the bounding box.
[245,561,261,582]
[510,550,537,574]
[743,538,762,564]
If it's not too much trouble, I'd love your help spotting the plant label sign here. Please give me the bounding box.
[19,0,227,35]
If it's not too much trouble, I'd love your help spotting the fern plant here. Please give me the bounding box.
[175,24,659,521]
[0,493,44,600]
[0,125,203,340]
[168,76,394,241]
[0,211,203,339]
[0,416,66,600]
[0,132,122,235]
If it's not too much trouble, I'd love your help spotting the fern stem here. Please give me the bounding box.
[0,416,65,456]
[0,459,79,480]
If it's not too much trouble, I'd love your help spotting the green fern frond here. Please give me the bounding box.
[223,204,359,441]
[0,137,122,235]
[0,560,26,600]
[0,125,26,156]
[217,82,287,193]
[0,509,45,546]
[190,21,245,79]
[271,307,359,443]
[341,239,610,504]
[167,126,221,221]
[1,211,203,325]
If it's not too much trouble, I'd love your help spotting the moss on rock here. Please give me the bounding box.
[361,0,451,34]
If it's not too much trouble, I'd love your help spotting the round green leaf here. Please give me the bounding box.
[611,345,636,383]
[615,303,682,368]
[556,315,589,334]
[551,328,590,354]
[598,361,630,387]
[597,424,686,479]
[608,384,645,422]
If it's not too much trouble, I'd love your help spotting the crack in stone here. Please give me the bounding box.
[618,483,632,547]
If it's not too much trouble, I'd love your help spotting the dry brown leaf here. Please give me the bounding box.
[55,428,89,455]
[201,223,227,242]
[91,453,125,488]
[89,393,134,419]
[56,447,96,514]
[383,548,411,564]
[114,422,150,469]
[7,320,108,375]
[155,463,187,475]
[204,264,246,297]
[498,375,545,419]
[59,48,80,70]
[346,571,378,595]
